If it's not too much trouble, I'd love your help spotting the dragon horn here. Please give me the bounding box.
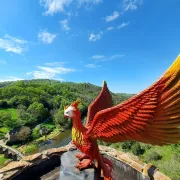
[71,99,81,107]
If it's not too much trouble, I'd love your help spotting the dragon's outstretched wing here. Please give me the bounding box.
[86,81,113,127]
[87,56,180,145]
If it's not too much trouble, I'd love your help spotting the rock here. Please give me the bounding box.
[59,150,97,180]
[4,159,13,166]
[23,153,42,162]
[0,160,32,173]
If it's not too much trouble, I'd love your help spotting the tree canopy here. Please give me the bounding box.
[0,79,134,130]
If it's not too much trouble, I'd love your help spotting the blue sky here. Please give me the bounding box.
[0,0,179,93]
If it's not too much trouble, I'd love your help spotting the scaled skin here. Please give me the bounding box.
[64,55,180,180]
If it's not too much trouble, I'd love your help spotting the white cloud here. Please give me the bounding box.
[105,11,119,22]
[89,21,129,42]
[27,63,75,80]
[40,0,102,15]
[107,54,125,60]
[0,34,27,54]
[60,19,71,32]
[92,55,105,59]
[89,32,103,42]
[44,62,65,66]
[117,22,130,29]
[0,76,24,82]
[37,66,74,74]
[38,30,56,44]
[122,0,143,12]
[40,0,72,15]
[107,26,114,31]
[78,0,102,6]
[85,64,100,68]
[92,54,124,61]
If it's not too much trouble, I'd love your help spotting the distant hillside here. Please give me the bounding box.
[0,79,134,106]
[0,81,13,88]
[0,79,134,133]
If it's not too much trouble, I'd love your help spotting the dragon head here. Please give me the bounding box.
[64,100,80,118]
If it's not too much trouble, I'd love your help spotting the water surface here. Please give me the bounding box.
[31,130,72,154]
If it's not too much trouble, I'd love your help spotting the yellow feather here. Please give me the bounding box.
[72,127,84,145]
[164,55,180,78]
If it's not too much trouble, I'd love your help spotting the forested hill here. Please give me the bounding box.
[0,79,134,106]
[0,79,134,131]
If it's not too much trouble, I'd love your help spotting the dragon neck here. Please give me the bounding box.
[72,110,84,131]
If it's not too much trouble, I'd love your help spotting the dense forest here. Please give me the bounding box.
[0,79,133,139]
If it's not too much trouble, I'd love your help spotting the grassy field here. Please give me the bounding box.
[0,154,9,168]
[0,108,18,119]
[0,108,18,138]
[0,127,9,134]
[140,145,180,180]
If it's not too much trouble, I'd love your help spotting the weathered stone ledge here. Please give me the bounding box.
[99,145,170,180]
[0,143,171,180]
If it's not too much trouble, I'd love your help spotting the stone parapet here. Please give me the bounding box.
[0,144,171,180]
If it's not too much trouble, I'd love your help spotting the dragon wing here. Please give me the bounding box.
[86,81,113,128]
[87,56,180,145]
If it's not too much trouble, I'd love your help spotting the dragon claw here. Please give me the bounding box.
[75,159,92,170]
[102,163,113,180]
[75,153,89,161]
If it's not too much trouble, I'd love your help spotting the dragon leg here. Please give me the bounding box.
[102,156,113,173]
[96,154,113,180]
[75,153,89,161]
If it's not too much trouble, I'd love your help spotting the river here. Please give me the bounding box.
[30,130,72,155]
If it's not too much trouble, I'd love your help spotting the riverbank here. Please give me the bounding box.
[17,127,69,154]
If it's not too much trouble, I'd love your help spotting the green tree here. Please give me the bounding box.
[32,126,41,139]
[27,102,49,122]
[131,143,145,156]
[53,95,62,109]
[17,126,31,142]
[39,126,49,141]
[53,109,71,129]
[0,100,8,108]
[0,112,18,129]
[121,141,135,152]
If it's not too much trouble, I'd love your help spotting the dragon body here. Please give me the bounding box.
[64,56,180,180]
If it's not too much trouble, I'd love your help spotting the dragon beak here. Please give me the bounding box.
[64,115,68,118]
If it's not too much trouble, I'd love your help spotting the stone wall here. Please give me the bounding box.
[99,146,170,180]
[0,144,171,180]
[0,145,22,161]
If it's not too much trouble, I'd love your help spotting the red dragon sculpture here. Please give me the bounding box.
[64,55,180,180]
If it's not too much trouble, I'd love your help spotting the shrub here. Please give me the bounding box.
[17,126,31,142]
[121,141,135,152]
[111,143,120,149]
[143,144,152,150]
[131,143,145,156]
[32,127,41,140]
[24,144,37,154]
[0,100,8,108]
[146,151,162,161]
